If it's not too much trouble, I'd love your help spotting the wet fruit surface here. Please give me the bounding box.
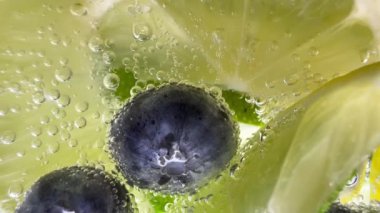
[109,84,237,193]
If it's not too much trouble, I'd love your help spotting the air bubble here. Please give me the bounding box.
[7,82,22,94]
[92,112,100,119]
[60,130,71,141]
[253,97,267,107]
[43,60,52,67]
[55,67,72,82]
[49,34,60,46]
[57,95,71,107]
[133,23,152,41]
[283,74,299,86]
[360,49,371,64]
[10,105,21,113]
[32,91,46,104]
[47,125,58,136]
[16,150,25,157]
[312,73,324,83]
[101,111,114,124]
[0,105,9,116]
[8,183,23,198]
[259,130,267,142]
[52,108,66,119]
[130,86,143,96]
[156,70,166,81]
[102,51,115,65]
[40,116,50,125]
[230,164,238,177]
[59,57,69,66]
[148,67,156,75]
[303,61,312,71]
[270,40,279,51]
[130,43,138,51]
[291,53,300,62]
[70,3,88,16]
[30,126,42,137]
[122,57,132,68]
[47,141,60,154]
[156,41,163,49]
[211,31,223,44]
[68,139,78,148]
[164,203,174,211]
[94,139,104,149]
[88,36,103,52]
[31,139,42,148]
[74,117,87,128]
[75,101,89,112]
[265,80,275,89]
[346,173,358,187]
[309,47,319,56]
[0,130,16,145]
[45,89,60,101]
[136,4,151,13]
[62,37,72,47]
[103,73,120,90]
[209,86,222,97]
[135,80,146,88]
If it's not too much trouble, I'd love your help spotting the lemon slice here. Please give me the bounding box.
[370,147,380,201]
[99,0,380,120]
[190,63,380,213]
[0,1,126,212]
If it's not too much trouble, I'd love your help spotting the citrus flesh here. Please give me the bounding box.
[99,0,380,120]
[191,62,380,213]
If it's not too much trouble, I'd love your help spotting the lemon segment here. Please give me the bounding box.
[267,63,380,213]
[0,1,118,212]
[99,0,380,120]
[370,147,380,201]
[190,63,380,213]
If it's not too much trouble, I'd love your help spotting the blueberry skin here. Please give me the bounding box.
[327,203,353,213]
[16,166,132,213]
[109,83,237,193]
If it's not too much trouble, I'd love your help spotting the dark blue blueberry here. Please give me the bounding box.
[16,166,132,213]
[109,83,237,193]
[327,203,352,213]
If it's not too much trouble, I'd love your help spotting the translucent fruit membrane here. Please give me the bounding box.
[1,0,380,213]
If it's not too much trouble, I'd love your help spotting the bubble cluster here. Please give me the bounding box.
[54,67,72,82]
[103,73,120,90]
[132,23,152,42]
[0,130,16,145]
[70,3,88,16]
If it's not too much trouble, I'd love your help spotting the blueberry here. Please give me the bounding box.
[327,203,355,213]
[109,83,237,193]
[16,166,132,213]
[326,203,380,213]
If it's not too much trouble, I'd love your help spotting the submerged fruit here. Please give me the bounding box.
[327,203,354,213]
[16,166,132,213]
[1,0,380,212]
[109,83,237,193]
[327,202,380,213]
